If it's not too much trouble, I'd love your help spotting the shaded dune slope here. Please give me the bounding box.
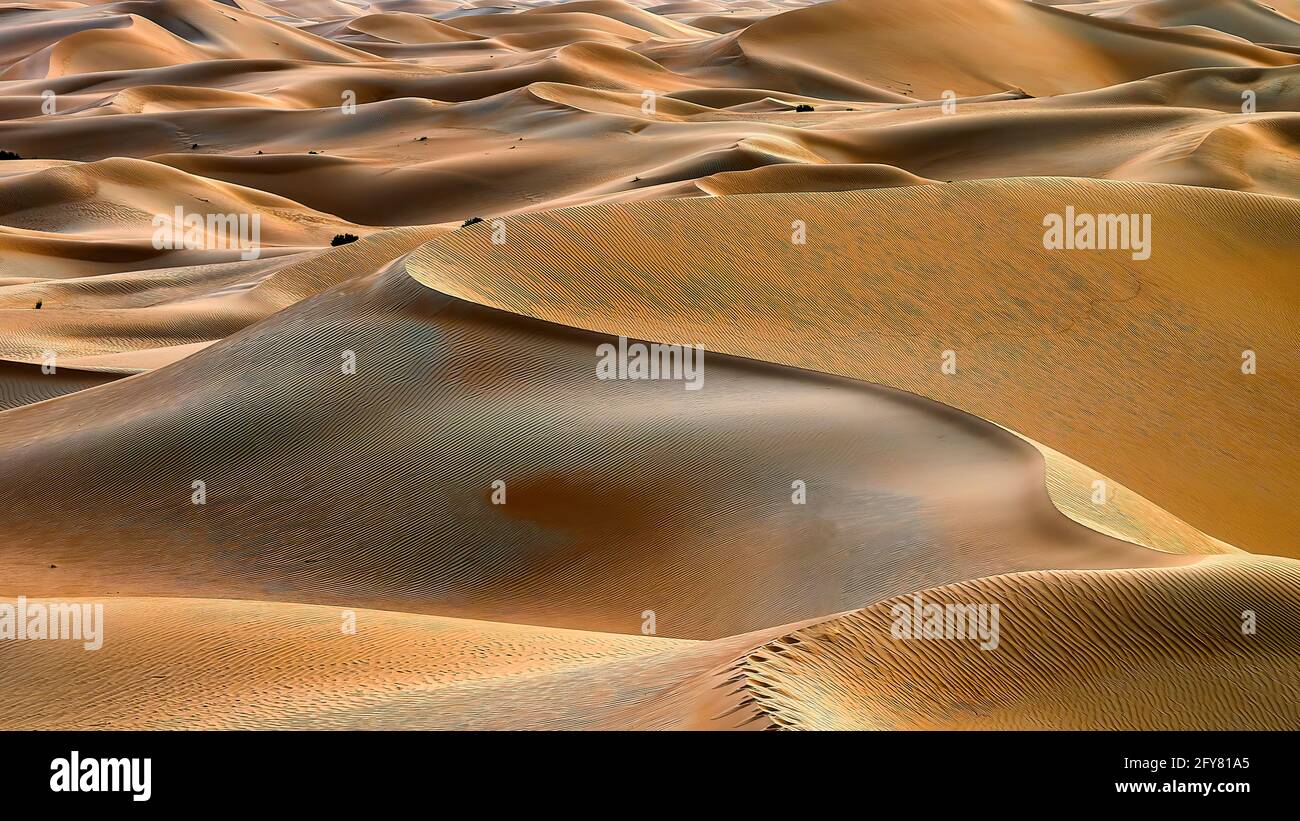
[0,256,1195,640]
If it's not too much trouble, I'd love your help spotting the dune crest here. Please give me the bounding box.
[407,180,1299,558]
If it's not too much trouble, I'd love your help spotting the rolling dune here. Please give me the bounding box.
[635,555,1300,730]
[630,0,1297,100]
[407,180,1300,559]
[0,226,443,361]
[6,555,1292,729]
[0,259,1198,639]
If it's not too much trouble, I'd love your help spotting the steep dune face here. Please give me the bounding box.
[1079,0,1300,45]
[0,0,1296,731]
[0,359,121,411]
[727,0,1297,98]
[408,180,1300,559]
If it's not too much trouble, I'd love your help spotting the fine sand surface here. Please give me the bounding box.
[0,0,1295,730]
[407,180,1300,559]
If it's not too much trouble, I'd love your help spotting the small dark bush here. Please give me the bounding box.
[794,104,814,112]
[331,234,359,246]
[462,217,485,227]
[0,150,22,160]
[35,300,42,309]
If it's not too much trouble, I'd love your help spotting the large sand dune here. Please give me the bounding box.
[0,0,1295,730]
[635,555,1300,730]
[0,259,1202,639]
[5,555,1294,729]
[408,180,1298,558]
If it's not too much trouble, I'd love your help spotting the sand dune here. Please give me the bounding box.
[695,162,941,194]
[6,554,1292,729]
[0,596,690,729]
[408,180,1299,558]
[723,0,1298,99]
[0,225,442,363]
[0,0,1295,731]
[638,555,1300,730]
[528,0,716,38]
[0,157,356,242]
[0,358,121,411]
[348,11,489,43]
[1071,0,1300,46]
[0,259,1199,639]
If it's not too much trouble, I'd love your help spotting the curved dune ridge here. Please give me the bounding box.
[3,556,1295,729]
[407,180,1298,559]
[724,0,1297,98]
[0,260,1201,641]
[0,0,1296,730]
[634,555,1300,730]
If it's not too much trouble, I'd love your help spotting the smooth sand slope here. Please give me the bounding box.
[645,0,1297,97]
[4,555,1294,729]
[0,597,692,729]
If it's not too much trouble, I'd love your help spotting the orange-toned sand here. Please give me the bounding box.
[0,0,1295,730]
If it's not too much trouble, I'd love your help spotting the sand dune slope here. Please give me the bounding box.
[1079,0,1300,46]
[5,553,1293,729]
[0,259,1197,640]
[0,596,691,729]
[652,0,1299,99]
[408,180,1300,558]
[641,555,1300,730]
[0,226,442,366]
